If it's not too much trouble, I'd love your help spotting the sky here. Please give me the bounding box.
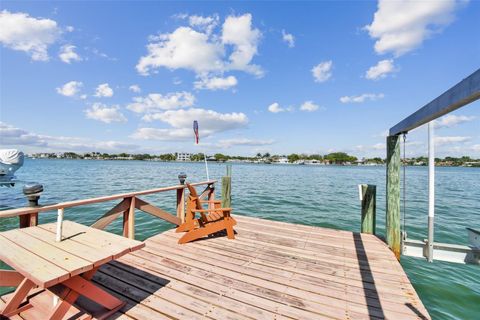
[1,0,479,158]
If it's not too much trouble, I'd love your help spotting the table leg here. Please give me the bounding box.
[1,278,35,317]
[48,267,124,320]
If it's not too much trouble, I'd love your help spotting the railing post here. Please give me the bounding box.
[123,196,135,239]
[20,183,43,228]
[386,135,401,260]
[177,173,187,223]
[359,184,376,234]
[122,199,129,237]
[19,212,38,228]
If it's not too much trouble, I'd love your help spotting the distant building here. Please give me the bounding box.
[275,157,289,164]
[305,159,322,165]
[176,153,192,161]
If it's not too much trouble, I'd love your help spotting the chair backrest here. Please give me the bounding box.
[186,183,203,210]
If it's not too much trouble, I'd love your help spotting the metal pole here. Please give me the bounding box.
[56,208,64,242]
[204,152,210,181]
[427,122,435,262]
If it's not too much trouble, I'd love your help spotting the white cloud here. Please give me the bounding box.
[435,114,476,129]
[0,122,48,146]
[85,103,127,123]
[129,84,141,93]
[133,108,248,141]
[312,61,332,83]
[59,44,81,64]
[0,122,138,152]
[142,108,248,133]
[0,10,61,61]
[56,81,83,97]
[268,102,285,113]
[435,136,471,145]
[188,14,219,35]
[94,83,114,97]
[282,30,295,48]
[340,93,385,103]
[222,14,263,77]
[137,26,223,75]
[130,128,192,141]
[127,92,195,113]
[194,75,237,90]
[365,0,464,56]
[217,138,275,148]
[300,101,320,112]
[136,13,262,78]
[365,59,396,80]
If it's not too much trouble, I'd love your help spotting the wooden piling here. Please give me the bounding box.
[360,184,376,235]
[386,135,401,260]
[221,165,232,208]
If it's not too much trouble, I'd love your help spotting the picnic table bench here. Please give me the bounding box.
[0,221,145,319]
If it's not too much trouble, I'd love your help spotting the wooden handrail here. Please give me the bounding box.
[0,180,216,218]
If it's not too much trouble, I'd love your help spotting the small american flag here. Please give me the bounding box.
[193,120,199,144]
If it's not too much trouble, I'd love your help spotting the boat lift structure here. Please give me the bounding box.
[386,68,480,265]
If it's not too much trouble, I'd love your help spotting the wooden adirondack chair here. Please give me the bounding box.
[176,183,236,244]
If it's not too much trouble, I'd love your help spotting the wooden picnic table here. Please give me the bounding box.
[0,221,145,319]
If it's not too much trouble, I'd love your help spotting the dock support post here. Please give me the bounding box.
[221,165,232,208]
[360,184,376,235]
[386,135,401,260]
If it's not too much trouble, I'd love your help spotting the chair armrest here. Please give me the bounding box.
[193,208,232,213]
[199,200,221,204]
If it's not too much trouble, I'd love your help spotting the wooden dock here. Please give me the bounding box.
[1,214,430,319]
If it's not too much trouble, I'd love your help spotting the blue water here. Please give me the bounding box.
[0,159,479,319]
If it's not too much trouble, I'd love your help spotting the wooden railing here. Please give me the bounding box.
[0,180,217,239]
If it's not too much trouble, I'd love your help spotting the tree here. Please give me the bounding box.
[190,153,205,161]
[325,152,357,164]
[256,152,262,158]
[215,153,228,162]
[263,152,271,158]
[287,154,300,163]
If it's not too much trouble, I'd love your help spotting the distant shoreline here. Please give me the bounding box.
[25,157,480,168]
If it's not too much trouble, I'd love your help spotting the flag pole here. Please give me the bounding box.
[204,152,210,181]
[193,120,210,181]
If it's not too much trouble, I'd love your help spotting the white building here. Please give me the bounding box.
[275,157,289,164]
[176,153,192,161]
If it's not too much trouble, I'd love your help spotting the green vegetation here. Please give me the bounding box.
[324,152,357,164]
[28,151,479,167]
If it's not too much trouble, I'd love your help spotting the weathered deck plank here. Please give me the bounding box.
[2,215,430,319]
